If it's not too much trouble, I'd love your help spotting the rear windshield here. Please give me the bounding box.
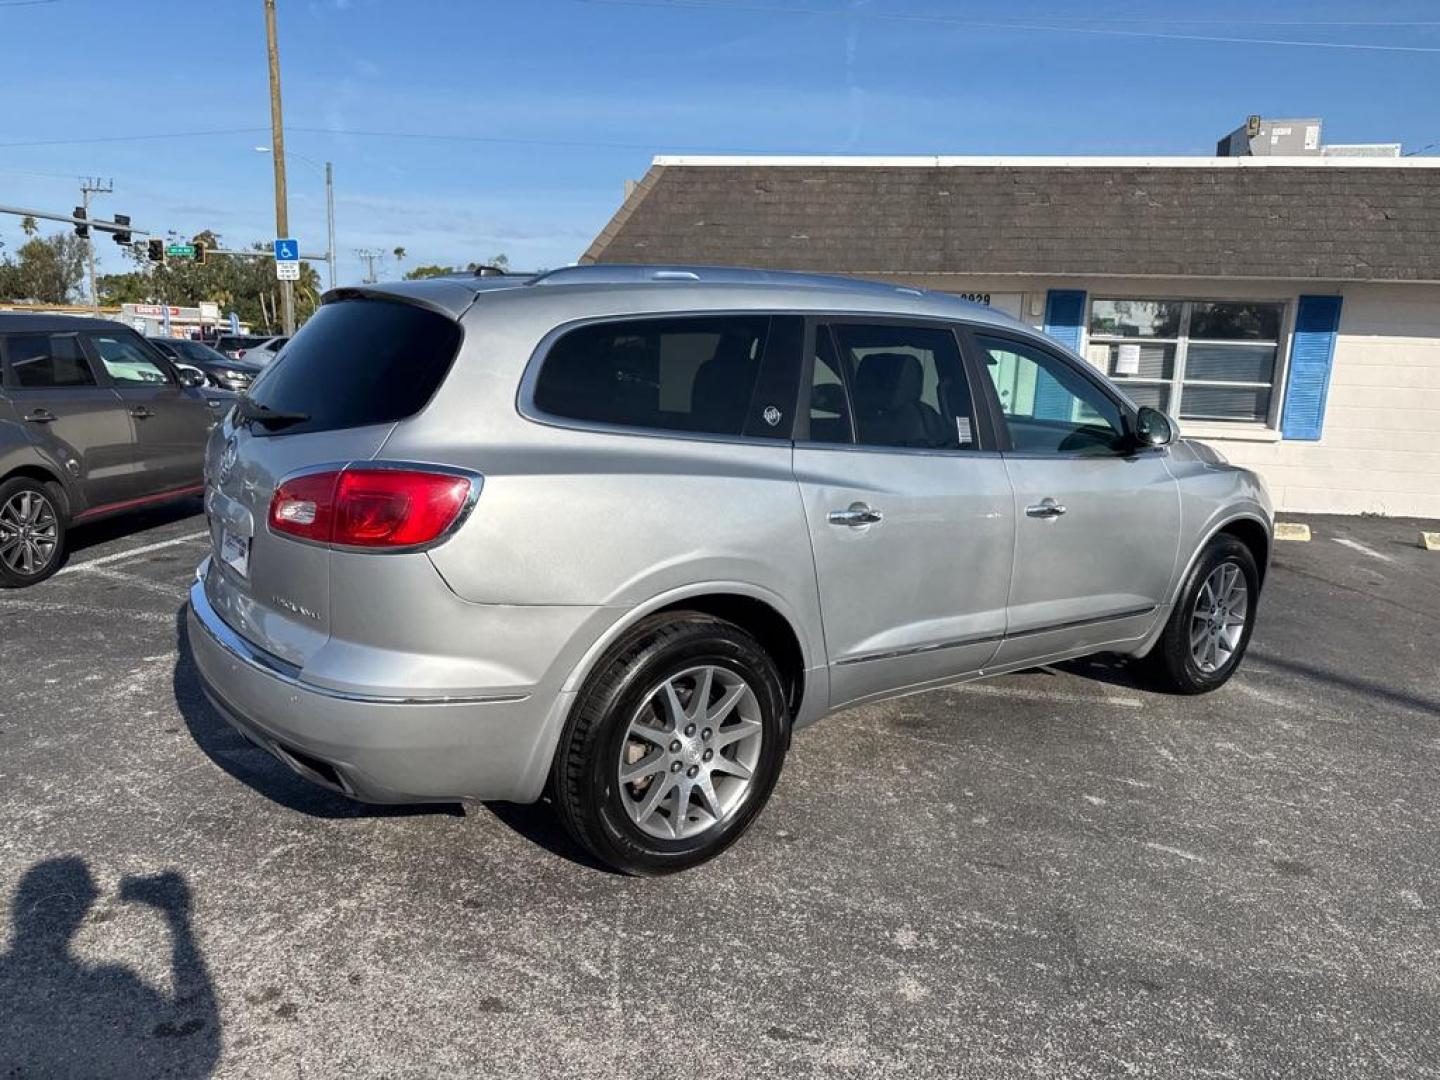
[245,298,461,435]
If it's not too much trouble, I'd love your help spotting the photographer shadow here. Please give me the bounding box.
[0,856,220,1078]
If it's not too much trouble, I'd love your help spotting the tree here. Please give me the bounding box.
[90,231,323,330]
[0,232,88,303]
[20,216,38,238]
[401,263,455,280]
[392,246,406,272]
[465,253,510,272]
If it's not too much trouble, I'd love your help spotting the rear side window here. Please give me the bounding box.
[3,335,96,388]
[534,315,771,437]
[823,323,978,450]
[246,299,461,435]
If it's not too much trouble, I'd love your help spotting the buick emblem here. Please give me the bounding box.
[218,437,239,483]
[762,405,783,428]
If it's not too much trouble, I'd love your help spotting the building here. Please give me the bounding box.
[582,154,1440,518]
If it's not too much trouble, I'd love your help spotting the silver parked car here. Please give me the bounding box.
[187,267,1272,874]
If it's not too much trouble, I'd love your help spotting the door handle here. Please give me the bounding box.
[1026,499,1067,520]
[827,502,883,527]
[23,408,56,423]
[130,406,154,420]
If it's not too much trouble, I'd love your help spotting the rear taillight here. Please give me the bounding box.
[269,468,473,549]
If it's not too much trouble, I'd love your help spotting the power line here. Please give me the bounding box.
[0,126,269,150]
[574,0,1440,54]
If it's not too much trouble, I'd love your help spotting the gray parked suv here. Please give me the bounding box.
[0,315,217,587]
[187,267,1272,874]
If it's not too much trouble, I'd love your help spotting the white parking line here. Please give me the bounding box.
[0,598,176,625]
[59,531,209,575]
[83,565,188,600]
[1332,537,1395,564]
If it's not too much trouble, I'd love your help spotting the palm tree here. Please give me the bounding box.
[20,216,38,237]
[393,246,406,275]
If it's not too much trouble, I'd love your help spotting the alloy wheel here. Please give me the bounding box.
[1190,562,1248,674]
[0,490,59,577]
[618,664,764,840]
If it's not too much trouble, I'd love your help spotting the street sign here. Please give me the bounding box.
[199,301,219,323]
[276,261,300,282]
[165,244,196,259]
[273,238,299,262]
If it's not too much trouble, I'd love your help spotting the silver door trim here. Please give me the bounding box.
[836,604,1157,666]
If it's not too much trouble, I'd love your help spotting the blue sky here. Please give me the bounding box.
[2,0,1437,287]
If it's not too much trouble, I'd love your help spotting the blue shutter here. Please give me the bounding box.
[1038,289,1086,421]
[1281,295,1343,441]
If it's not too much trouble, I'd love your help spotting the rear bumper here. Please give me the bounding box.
[186,574,573,804]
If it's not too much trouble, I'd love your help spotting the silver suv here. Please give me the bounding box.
[188,267,1272,874]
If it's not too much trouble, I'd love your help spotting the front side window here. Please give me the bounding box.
[1088,299,1284,423]
[3,334,95,389]
[820,323,977,451]
[535,315,770,437]
[86,333,172,387]
[977,335,1127,456]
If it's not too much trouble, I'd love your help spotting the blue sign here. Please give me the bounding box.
[228,312,241,335]
[273,238,299,262]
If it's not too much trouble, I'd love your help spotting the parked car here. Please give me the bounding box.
[187,267,1273,874]
[214,334,274,361]
[0,314,217,587]
[149,337,264,391]
[237,336,290,366]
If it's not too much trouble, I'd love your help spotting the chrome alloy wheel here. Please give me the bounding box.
[1190,562,1248,674]
[0,490,59,577]
[618,664,764,841]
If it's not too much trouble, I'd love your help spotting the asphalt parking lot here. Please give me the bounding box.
[1,506,1438,1079]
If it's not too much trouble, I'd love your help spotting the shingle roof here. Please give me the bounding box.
[582,158,1440,282]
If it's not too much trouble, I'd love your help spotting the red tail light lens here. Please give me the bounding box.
[269,468,473,549]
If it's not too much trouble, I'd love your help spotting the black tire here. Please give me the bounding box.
[0,477,67,589]
[1139,534,1259,694]
[551,611,789,875]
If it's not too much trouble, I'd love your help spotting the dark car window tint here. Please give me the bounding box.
[828,323,977,451]
[3,335,96,388]
[535,316,770,437]
[807,327,852,444]
[977,334,1126,456]
[245,298,461,436]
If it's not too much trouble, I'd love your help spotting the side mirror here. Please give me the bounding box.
[1133,405,1175,448]
[177,365,208,389]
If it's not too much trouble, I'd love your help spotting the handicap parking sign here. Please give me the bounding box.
[273,238,299,262]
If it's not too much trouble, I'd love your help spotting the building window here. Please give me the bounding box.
[1088,299,1284,424]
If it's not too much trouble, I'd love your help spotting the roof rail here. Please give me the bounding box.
[525,264,931,296]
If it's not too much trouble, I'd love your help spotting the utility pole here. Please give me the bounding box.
[79,177,112,311]
[325,161,337,289]
[356,248,382,284]
[263,0,294,335]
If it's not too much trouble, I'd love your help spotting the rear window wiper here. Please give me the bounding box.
[236,398,310,431]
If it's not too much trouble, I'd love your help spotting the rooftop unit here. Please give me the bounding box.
[1217,116,1324,157]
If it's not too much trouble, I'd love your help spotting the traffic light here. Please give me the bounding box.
[73,207,89,238]
[193,241,207,265]
[147,238,166,264]
[112,214,131,246]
